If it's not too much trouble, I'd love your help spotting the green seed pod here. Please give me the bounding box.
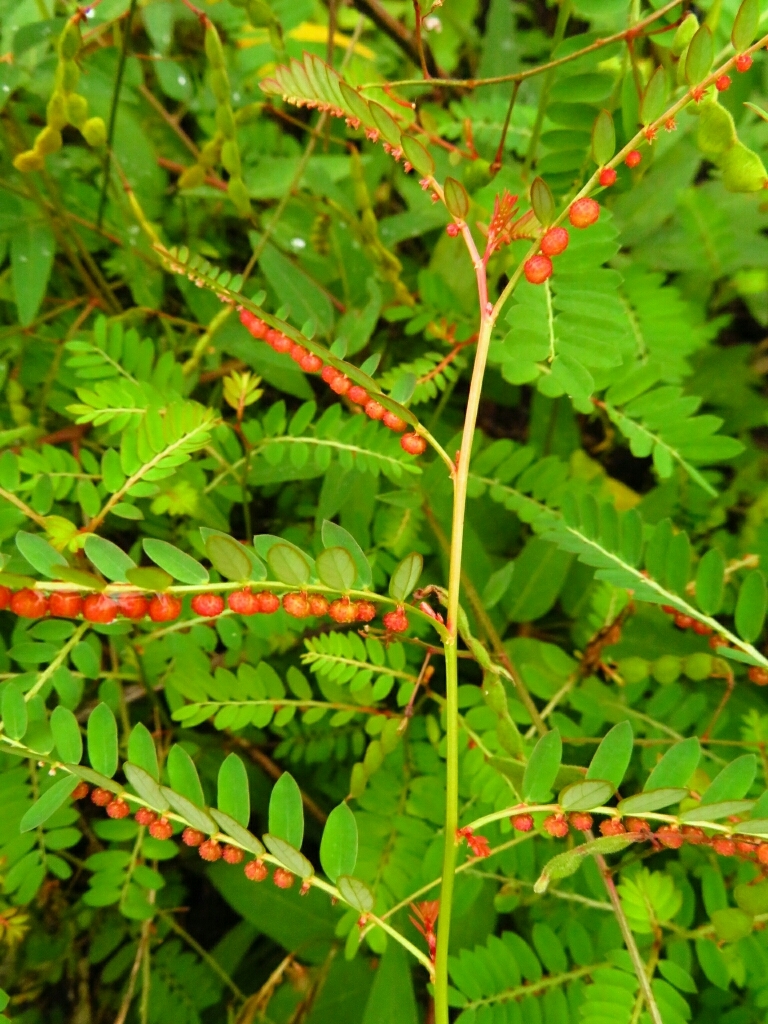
[204,23,226,70]
[215,104,237,140]
[46,92,67,130]
[59,59,80,94]
[683,652,713,681]
[58,18,81,60]
[81,116,107,147]
[652,654,682,685]
[227,175,251,217]
[210,68,230,106]
[721,141,768,192]
[199,136,222,168]
[617,656,649,684]
[178,163,206,189]
[246,0,278,27]
[672,13,699,56]
[481,673,508,716]
[35,126,63,155]
[13,149,45,173]
[221,139,241,176]
[66,93,88,128]
[697,100,737,156]
[496,716,524,758]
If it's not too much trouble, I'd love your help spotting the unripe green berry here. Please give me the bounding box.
[66,93,89,129]
[210,69,230,105]
[215,105,237,140]
[228,176,251,217]
[178,163,206,190]
[58,18,81,60]
[204,24,226,70]
[652,655,681,685]
[221,139,241,177]
[684,652,713,681]
[35,126,62,156]
[617,656,648,684]
[82,117,107,148]
[46,93,68,130]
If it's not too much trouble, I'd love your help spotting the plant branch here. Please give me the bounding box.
[97,0,138,228]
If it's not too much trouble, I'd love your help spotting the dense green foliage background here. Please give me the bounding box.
[1,0,768,1023]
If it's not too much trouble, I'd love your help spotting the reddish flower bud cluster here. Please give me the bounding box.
[456,826,491,858]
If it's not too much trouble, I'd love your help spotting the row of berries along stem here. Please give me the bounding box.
[0,583,413,632]
[658,602,768,686]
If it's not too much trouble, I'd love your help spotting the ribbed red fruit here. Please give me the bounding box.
[308,594,329,616]
[512,813,534,832]
[383,608,408,632]
[50,592,83,618]
[524,255,552,285]
[329,374,351,396]
[106,799,130,819]
[540,227,569,256]
[0,586,10,609]
[543,814,569,838]
[348,386,369,405]
[229,589,259,615]
[148,594,182,622]
[383,411,406,433]
[283,592,311,618]
[256,591,280,613]
[355,601,376,622]
[401,433,427,455]
[91,787,113,807]
[569,197,600,228]
[191,593,225,617]
[625,150,642,168]
[329,598,357,623]
[365,401,385,421]
[598,168,617,187]
[182,828,205,847]
[223,845,244,864]
[135,808,157,826]
[300,353,323,373]
[117,593,149,619]
[72,782,90,800]
[11,589,48,618]
[245,859,268,881]
[149,818,173,840]
[273,867,294,889]
[83,594,117,623]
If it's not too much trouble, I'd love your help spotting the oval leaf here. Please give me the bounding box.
[87,702,118,779]
[142,538,209,585]
[320,802,358,881]
[523,729,562,803]
[685,24,713,85]
[125,567,173,591]
[210,808,265,856]
[267,543,311,587]
[263,834,314,878]
[388,552,422,603]
[268,772,304,849]
[124,762,169,812]
[127,722,159,781]
[641,67,667,124]
[15,531,67,578]
[2,681,27,741]
[586,720,633,789]
[701,754,756,806]
[559,779,614,813]
[316,547,356,593]
[735,570,766,642]
[643,737,700,791]
[51,705,82,764]
[84,534,136,582]
[337,874,374,913]
[162,786,217,834]
[20,774,81,833]
[695,548,725,615]
[167,744,205,807]
[530,176,554,226]
[732,0,759,52]
[618,788,689,815]
[217,753,250,827]
[322,520,373,589]
[534,833,637,893]
[65,764,121,793]
[592,109,615,165]
[205,533,252,581]
[443,177,469,219]
[679,799,754,822]
[400,135,435,177]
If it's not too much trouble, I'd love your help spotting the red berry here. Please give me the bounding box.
[290,344,309,364]
[321,365,340,385]
[107,798,130,819]
[283,592,311,618]
[240,310,266,338]
[149,818,173,840]
[600,818,626,837]
[712,837,736,857]
[199,840,222,861]
[598,167,617,187]
[72,781,89,801]
[758,843,768,865]
[273,867,294,889]
[681,826,705,845]
[365,400,386,421]
[749,667,768,686]
[191,593,225,618]
[716,74,732,91]
[0,586,10,610]
[656,825,683,849]
[544,814,569,838]
[330,374,351,396]
[355,601,376,623]
[382,411,406,433]
[229,589,259,615]
[245,858,268,881]
[270,331,292,354]
[401,432,427,456]
[182,827,205,847]
[117,593,149,620]
[148,594,181,623]
[540,226,569,256]
[300,353,323,373]
[11,589,48,618]
[674,614,694,630]
[308,594,329,616]
[446,223,460,237]
[569,197,600,228]
[348,386,369,405]
[735,53,753,73]
[736,840,755,858]
[383,608,409,633]
[524,255,553,285]
[329,598,357,623]
[91,787,113,807]
[692,620,711,636]
[512,813,534,832]
[625,150,642,169]
[569,812,593,832]
[256,590,280,614]
[223,845,244,864]
[50,592,83,618]
[83,593,117,624]
[135,807,157,826]
[660,605,676,615]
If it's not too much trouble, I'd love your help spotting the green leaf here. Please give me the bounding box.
[618,788,689,815]
[268,772,304,849]
[127,723,159,780]
[2,681,27,741]
[586,720,633,789]
[685,24,713,85]
[167,744,205,807]
[125,567,173,591]
[400,135,434,177]
[84,535,137,583]
[142,538,209,585]
[523,729,562,802]
[163,786,217,834]
[124,762,169,812]
[711,907,753,943]
[320,802,358,881]
[530,176,554,226]
[263,834,314,878]
[316,547,356,593]
[50,706,82,764]
[217,753,250,827]
[695,938,730,990]
[87,702,118,778]
[735,570,766,642]
[15,531,67,578]
[20,774,80,832]
[534,833,637,893]
[337,874,374,912]
[321,520,372,589]
[388,552,422,603]
[267,543,311,586]
[701,754,756,805]
[204,533,252,581]
[732,0,760,51]
[695,548,725,615]
[12,220,55,327]
[443,177,469,219]
[210,809,265,856]
[559,779,613,812]
[641,67,667,124]
[679,799,753,822]
[591,109,615,165]
[65,764,120,793]
[644,737,700,791]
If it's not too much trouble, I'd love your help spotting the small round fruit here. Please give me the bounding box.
[524,255,553,285]
[692,620,711,636]
[283,592,311,618]
[149,818,173,840]
[229,589,259,615]
[83,593,117,624]
[245,858,268,881]
[300,353,323,373]
[329,598,357,623]
[681,826,705,844]
[91,787,113,807]
[365,400,386,421]
[712,837,736,857]
[735,53,753,73]
[599,818,625,836]
[749,666,768,686]
[0,586,10,610]
[660,605,676,615]
[107,798,130,819]
[348,385,369,405]
[199,840,222,862]
[223,845,244,864]
[758,843,768,866]
[716,74,732,91]
[540,226,569,256]
[512,813,534,832]
[598,167,617,187]
[191,593,225,618]
[256,590,280,614]
[543,814,569,838]
[656,825,683,849]
[148,594,182,623]
[383,608,409,633]
[624,818,650,835]
[182,827,205,847]
[117,593,149,620]
[321,365,340,385]
[270,331,292,354]
[135,808,157,826]
[273,867,294,889]
[50,592,83,618]
[239,310,266,338]
[382,411,406,433]
[308,594,329,616]
[290,343,309,364]
[329,374,351,396]
[674,613,694,630]
[569,197,600,227]
[11,589,48,618]
[569,812,593,832]
[625,150,642,168]
[401,432,427,456]
[355,601,376,623]
[72,781,90,801]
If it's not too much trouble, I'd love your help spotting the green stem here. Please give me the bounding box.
[97,0,139,228]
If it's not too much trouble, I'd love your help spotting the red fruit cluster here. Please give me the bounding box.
[383,607,409,633]
[245,858,268,882]
[456,826,491,858]
[239,309,424,458]
[543,814,569,838]
[135,808,157,827]
[511,812,534,832]
[2,588,181,624]
[749,666,768,686]
[659,604,711,635]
